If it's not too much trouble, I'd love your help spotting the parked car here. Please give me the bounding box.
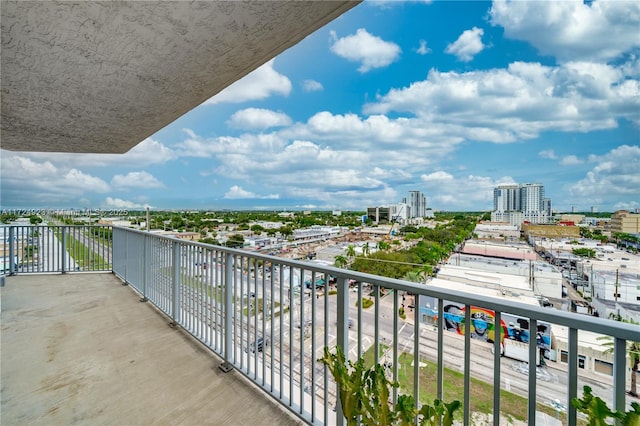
[247,337,267,353]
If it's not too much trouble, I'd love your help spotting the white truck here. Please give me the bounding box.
[500,339,541,365]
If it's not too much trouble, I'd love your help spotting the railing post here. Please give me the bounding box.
[171,241,181,326]
[122,229,128,285]
[336,277,350,426]
[219,252,234,372]
[61,226,66,274]
[8,226,15,275]
[140,233,148,302]
[613,337,626,422]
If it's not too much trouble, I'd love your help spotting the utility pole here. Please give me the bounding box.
[614,269,619,302]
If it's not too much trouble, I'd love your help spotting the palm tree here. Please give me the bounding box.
[599,315,639,397]
[402,270,422,283]
[346,245,356,259]
[334,255,348,269]
[377,241,390,252]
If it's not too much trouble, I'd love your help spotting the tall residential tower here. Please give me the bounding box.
[492,183,550,226]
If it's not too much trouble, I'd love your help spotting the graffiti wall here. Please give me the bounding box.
[419,296,551,350]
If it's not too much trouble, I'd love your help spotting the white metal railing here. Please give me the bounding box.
[8,225,637,425]
[1,224,112,274]
[110,226,639,426]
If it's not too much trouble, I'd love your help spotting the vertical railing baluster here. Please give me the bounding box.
[140,233,148,302]
[171,241,180,325]
[437,298,444,401]
[493,311,502,426]
[374,285,380,364]
[568,327,578,425]
[61,226,66,274]
[336,277,349,426]
[8,227,15,275]
[220,252,234,373]
[613,337,626,419]
[464,304,471,426]
[393,289,399,404]
[528,319,537,424]
[323,269,329,425]
[413,300,420,417]
[357,281,362,361]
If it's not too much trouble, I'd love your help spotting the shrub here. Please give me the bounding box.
[356,298,374,309]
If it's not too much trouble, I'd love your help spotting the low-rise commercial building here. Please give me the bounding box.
[610,210,640,234]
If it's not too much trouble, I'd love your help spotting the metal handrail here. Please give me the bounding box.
[5,224,637,425]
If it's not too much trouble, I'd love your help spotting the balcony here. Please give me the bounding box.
[2,225,638,425]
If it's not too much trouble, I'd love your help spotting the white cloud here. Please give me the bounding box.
[302,80,324,92]
[416,39,431,55]
[330,28,401,73]
[63,169,110,193]
[111,171,165,189]
[204,60,291,105]
[11,138,176,168]
[540,150,583,165]
[559,155,583,166]
[421,171,454,182]
[364,61,639,142]
[227,108,292,130]
[224,185,279,200]
[613,200,640,211]
[490,0,640,63]
[539,150,558,160]
[103,197,151,209]
[570,145,640,205]
[421,173,516,209]
[445,27,485,62]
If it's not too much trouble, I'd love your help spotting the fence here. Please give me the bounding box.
[111,226,638,426]
[3,224,637,425]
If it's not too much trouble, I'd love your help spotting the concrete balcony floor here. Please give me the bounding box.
[1,273,302,426]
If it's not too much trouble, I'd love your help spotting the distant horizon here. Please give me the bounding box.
[0,206,622,216]
[2,0,638,212]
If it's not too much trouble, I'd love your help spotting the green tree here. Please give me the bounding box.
[29,215,43,225]
[225,234,245,248]
[402,270,422,283]
[334,255,348,269]
[250,224,264,235]
[377,241,391,252]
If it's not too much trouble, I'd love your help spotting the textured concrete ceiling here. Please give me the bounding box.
[1,1,360,153]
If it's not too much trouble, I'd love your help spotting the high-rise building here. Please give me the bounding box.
[403,190,427,218]
[491,183,550,226]
[493,184,520,212]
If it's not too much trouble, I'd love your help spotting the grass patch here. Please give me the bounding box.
[56,229,111,270]
[395,352,567,423]
[355,297,374,309]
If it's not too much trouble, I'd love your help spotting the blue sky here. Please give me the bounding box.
[2,0,639,213]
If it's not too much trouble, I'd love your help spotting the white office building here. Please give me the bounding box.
[403,190,427,219]
[492,183,550,226]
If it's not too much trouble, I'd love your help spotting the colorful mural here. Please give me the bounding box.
[420,297,551,350]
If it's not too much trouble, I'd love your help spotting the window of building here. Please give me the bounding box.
[594,359,613,376]
[560,350,568,363]
[578,355,586,369]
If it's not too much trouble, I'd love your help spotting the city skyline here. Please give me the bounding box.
[1,0,639,212]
